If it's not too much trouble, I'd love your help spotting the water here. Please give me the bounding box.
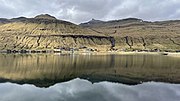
[0,53,180,101]
[0,79,180,101]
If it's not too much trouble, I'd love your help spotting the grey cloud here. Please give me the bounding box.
[0,0,180,23]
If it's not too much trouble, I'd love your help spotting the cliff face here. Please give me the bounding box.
[0,15,114,51]
[0,15,180,52]
[81,18,180,51]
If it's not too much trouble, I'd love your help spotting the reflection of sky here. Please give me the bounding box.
[0,78,180,101]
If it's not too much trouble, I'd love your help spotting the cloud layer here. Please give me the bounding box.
[0,0,180,23]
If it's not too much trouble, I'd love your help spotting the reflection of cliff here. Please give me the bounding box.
[0,54,179,87]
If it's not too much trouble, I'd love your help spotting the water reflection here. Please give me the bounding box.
[0,78,180,101]
[0,54,179,87]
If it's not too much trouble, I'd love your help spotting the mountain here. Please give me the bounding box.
[0,18,10,25]
[80,18,180,52]
[80,18,105,27]
[80,18,144,28]
[0,14,114,52]
[0,14,179,52]
[34,14,57,20]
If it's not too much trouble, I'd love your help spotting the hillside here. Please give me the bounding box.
[0,14,114,52]
[81,18,180,52]
[0,15,180,52]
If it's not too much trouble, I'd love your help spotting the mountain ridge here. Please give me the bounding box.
[80,18,144,27]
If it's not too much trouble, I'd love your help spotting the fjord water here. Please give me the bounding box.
[0,53,180,85]
[0,53,180,101]
[0,78,180,101]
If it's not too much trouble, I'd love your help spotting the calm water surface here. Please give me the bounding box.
[0,53,180,101]
[0,78,180,101]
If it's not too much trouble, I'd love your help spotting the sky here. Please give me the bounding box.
[0,0,180,24]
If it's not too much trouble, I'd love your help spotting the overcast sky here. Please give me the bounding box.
[0,0,180,24]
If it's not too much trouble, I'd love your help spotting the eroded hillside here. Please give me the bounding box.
[0,15,180,52]
[81,18,180,51]
[0,14,114,52]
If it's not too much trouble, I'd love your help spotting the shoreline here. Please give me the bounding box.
[166,53,180,57]
[0,50,180,57]
[81,51,180,57]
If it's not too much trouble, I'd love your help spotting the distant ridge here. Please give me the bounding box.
[0,14,75,25]
[80,18,144,28]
